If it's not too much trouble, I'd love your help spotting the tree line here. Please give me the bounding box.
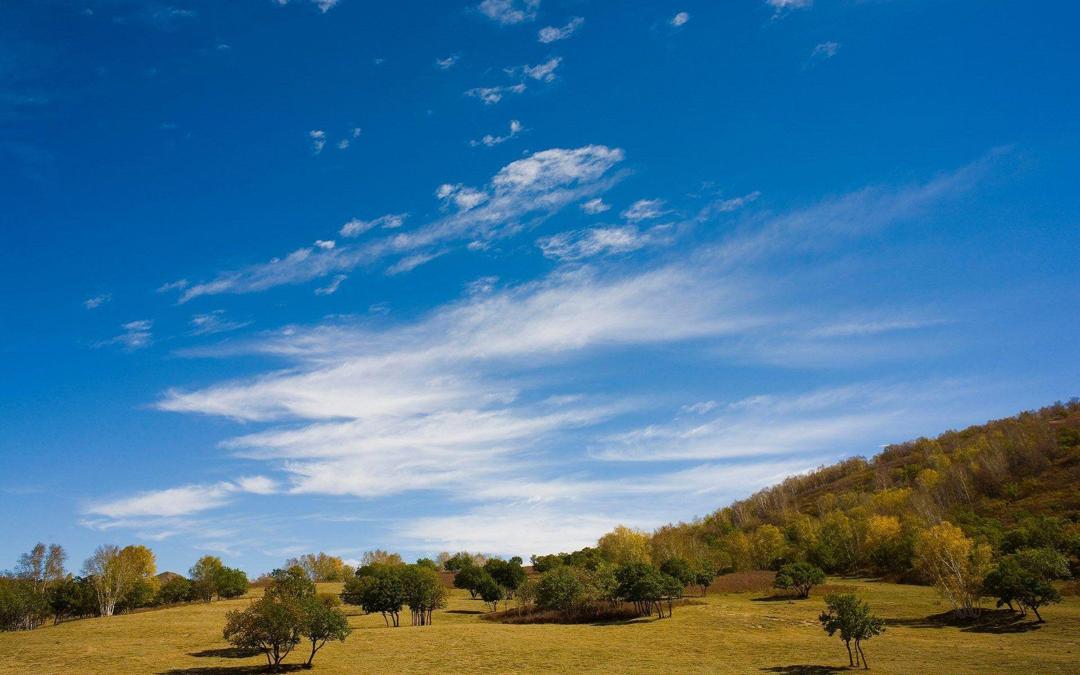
[1,542,248,631]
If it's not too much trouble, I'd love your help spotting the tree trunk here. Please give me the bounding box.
[857,640,868,670]
[1032,606,1043,623]
[845,640,853,667]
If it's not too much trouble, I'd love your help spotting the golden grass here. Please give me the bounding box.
[2,579,1078,674]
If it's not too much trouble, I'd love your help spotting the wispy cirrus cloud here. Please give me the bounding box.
[85,476,278,519]
[84,293,111,310]
[171,145,626,302]
[95,155,994,555]
[538,17,583,43]
[470,119,524,147]
[477,0,539,25]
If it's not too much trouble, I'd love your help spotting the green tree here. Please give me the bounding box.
[400,565,446,626]
[299,597,351,667]
[342,566,406,627]
[983,547,1070,622]
[774,562,826,599]
[266,566,316,602]
[819,593,885,669]
[217,567,249,599]
[223,597,303,672]
[484,558,526,597]
[535,566,586,617]
[453,565,488,600]
[477,575,504,612]
[189,556,226,602]
[156,576,194,605]
[659,558,695,588]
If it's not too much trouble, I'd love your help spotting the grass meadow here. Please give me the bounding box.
[1,576,1078,674]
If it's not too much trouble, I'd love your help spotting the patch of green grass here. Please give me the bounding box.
[1,579,1078,673]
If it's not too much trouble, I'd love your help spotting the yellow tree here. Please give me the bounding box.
[598,525,651,565]
[749,524,786,570]
[913,522,992,618]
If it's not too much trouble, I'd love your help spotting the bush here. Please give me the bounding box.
[774,562,826,599]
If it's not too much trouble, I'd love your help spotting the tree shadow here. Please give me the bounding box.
[761,666,848,674]
[446,609,485,615]
[161,666,306,675]
[752,594,800,603]
[885,609,1043,633]
[189,648,262,659]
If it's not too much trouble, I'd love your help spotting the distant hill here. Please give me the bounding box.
[650,400,1080,577]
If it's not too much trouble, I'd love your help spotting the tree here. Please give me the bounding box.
[223,597,303,672]
[819,593,885,669]
[360,550,404,567]
[615,562,682,618]
[414,558,439,571]
[659,558,695,589]
[156,576,194,605]
[400,565,446,626]
[442,551,482,572]
[217,567,250,599]
[692,562,717,596]
[453,565,488,599]
[342,566,406,627]
[82,544,155,617]
[267,566,317,602]
[774,562,826,599]
[15,544,46,593]
[983,547,1070,622]
[913,522,992,618]
[299,597,351,667]
[598,526,652,566]
[477,575,504,612]
[286,553,350,582]
[749,524,786,570]
[190,556,226,602]
[535,566,586,617]
[484,558,526,597]
[47,576,96,624]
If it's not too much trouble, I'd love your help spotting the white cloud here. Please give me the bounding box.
[670,11,690,27]
[478,0,539,25]
[84,293,111,310]
[157,279,189,293]
[767,0,812,16]
[190,310,251,336]
[465,83,527,105]
[811,41,841,59]
[436,54,459,70]
[470,119,524,147]
[276,0,339,12]
[580,198,610,214]
[99,320,153,350]
[523,57,562,82]
[174,145,624,301]
[538,225,658,261]
[340,213,407,237]
[596,381,970,462]
[309,129,326,154]
[315,274,347,295]
[85,477,277,519]
[621,198,667,222]
[538,17,583,43]
[682,400,717,415]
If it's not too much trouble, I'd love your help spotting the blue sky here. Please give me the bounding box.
[1,0,1078,575]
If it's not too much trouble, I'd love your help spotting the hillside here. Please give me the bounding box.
[646,400,1080,579]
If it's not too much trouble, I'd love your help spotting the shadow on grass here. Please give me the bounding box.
[189,648,262,659]
[752,594,801,603]
[446,609,485,615]
[886,609,1043,633]
[161,666,306,675]
[761,666,848,674]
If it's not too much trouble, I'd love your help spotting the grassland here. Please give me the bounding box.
[2,578,1078,674]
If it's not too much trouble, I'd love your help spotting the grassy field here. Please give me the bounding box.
[2,578,1078,674]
